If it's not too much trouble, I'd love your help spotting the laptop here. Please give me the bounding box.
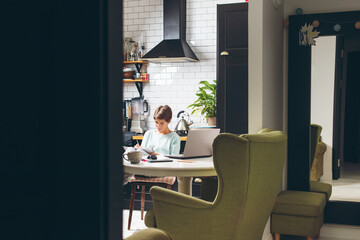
[166,128,220,159]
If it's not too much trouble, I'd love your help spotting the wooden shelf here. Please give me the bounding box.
[123,79,149,83]
[123,61,149,97]
[123,60,148,64]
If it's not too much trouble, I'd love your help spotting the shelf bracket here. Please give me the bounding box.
[134,63,143,73]
[135,82,143,98]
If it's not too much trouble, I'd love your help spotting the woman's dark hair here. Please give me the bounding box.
[153,105,172,123]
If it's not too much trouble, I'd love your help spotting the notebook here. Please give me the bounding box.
[165,128,220,159]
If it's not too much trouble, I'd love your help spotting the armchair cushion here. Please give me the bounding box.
[272,191,326,217]
[310,181,332,201]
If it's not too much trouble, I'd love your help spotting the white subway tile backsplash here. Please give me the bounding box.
[139,25,150,31]
[128,1,139,7]
[144,6,156,12]
[149,0,161,5]
[149,23,161,30]
[138,12,150,18]
[128,25,139,31]
[123,0,246,127]
[138,0,150,6]
[124,7,134,14]
[149,11,161,18]
[155,29,162,35]
[146,18,156,24]
[149,36,162,42]
[132,6,145,13]
[133,18,144,24]
[195,8,207,15]
[127,13,139,19]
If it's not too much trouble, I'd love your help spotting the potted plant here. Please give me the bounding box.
[188,80,217,126]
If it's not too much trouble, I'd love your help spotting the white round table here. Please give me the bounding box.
[123,156,216,195]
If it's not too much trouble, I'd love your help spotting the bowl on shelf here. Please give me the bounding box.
[123,69,135,79]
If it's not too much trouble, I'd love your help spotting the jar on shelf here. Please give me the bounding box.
[124,38,133,61]
[129,41,139,61]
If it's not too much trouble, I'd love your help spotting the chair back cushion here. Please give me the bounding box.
[310,124,322,169]
[212,130,287,239]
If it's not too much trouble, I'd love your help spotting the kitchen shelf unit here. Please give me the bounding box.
[123,60,149,97]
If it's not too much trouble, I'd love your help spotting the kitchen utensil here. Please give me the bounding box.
[130,97,149,133]
[174,110,193,136]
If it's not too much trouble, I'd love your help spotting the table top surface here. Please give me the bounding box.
[132,135,187,141]
[123,155,216,177]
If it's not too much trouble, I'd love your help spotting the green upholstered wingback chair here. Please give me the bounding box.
[124,228,173,240]
[310,124,332,200]
[145,130,287,240]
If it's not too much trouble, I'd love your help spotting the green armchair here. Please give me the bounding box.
[310,124,332,200]
[145,130,287,240]
[125,228,172,240]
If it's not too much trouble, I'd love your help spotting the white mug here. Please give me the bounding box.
[123,151,142,164]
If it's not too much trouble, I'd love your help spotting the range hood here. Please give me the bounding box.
[141,0,199,63]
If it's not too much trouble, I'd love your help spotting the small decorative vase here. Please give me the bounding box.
[207,117,216,126]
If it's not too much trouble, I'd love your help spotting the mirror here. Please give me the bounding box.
[311,36,360,202]
[288,10,360,225]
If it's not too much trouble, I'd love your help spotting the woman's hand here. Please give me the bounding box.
[135,144,141,148]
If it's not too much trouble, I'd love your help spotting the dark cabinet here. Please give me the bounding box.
[217,3,248,134]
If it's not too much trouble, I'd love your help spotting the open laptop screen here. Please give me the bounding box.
[166,128,220,159]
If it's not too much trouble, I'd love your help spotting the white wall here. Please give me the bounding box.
[311,36,336,181]
[123,0,246,130]
[261,0,284,131]
[248,1,285,239]
[248,0,284,134]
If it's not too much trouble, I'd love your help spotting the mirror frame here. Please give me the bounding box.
[288,10,360,225]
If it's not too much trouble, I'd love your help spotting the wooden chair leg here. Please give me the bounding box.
[127,184,136,230]
[141,185,145,220]
[316,231,320,240]
[307,237,314,240]
[274,233,280,240]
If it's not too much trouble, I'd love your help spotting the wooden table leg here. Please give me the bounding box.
[274,233,280,240]
[177,177,193,195]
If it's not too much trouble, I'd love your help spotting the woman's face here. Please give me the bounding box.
[154,118,170,133]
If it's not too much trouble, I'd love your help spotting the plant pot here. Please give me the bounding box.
[207,117,216,126]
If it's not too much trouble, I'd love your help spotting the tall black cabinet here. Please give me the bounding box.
[217,3,248,134]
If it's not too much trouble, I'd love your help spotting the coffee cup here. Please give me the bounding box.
[123,151,142,164]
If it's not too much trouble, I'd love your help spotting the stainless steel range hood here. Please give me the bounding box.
[141,0,199,63]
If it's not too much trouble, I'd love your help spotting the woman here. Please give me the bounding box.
[123,105,180,185]
[136,105,180,156]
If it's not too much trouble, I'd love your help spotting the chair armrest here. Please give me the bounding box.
[150,186,213,209]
